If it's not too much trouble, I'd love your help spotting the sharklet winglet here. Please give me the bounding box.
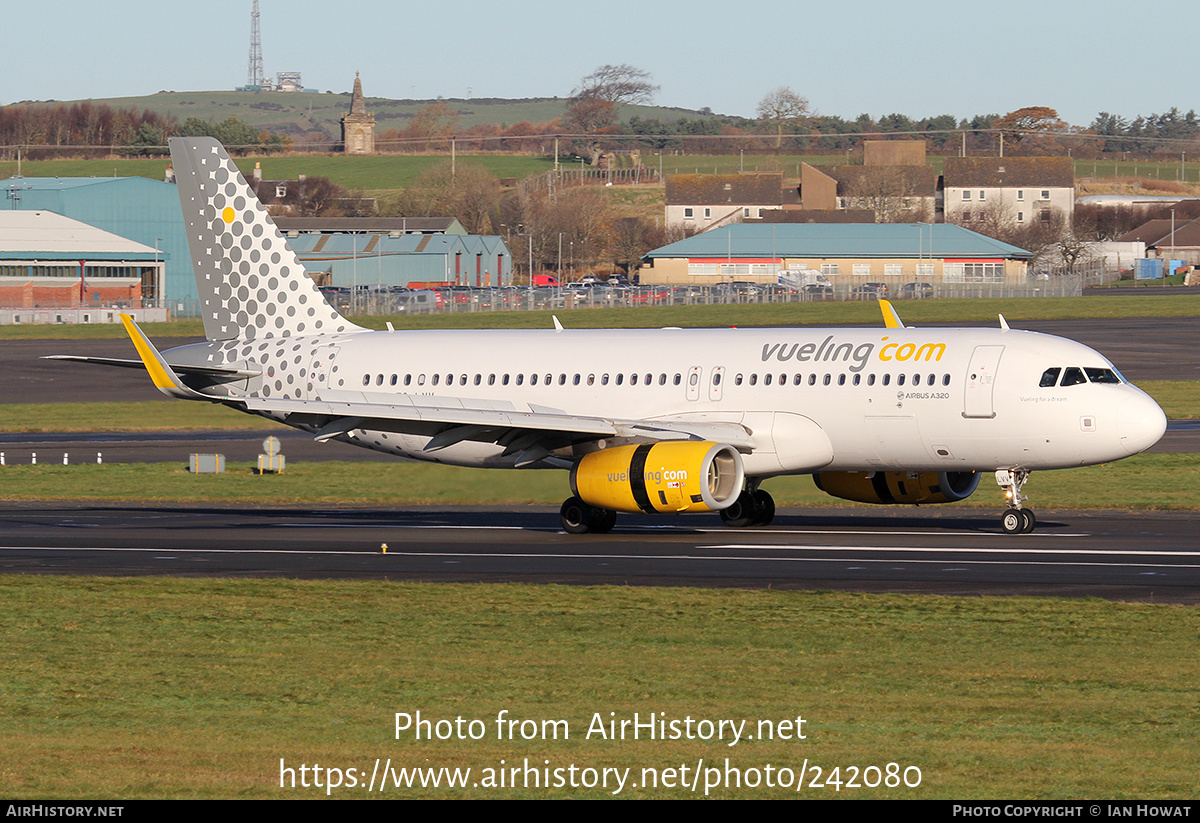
[119,314,221,401]
[879,299,905,329]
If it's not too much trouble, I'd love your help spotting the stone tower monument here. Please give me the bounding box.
[341,73,376,154]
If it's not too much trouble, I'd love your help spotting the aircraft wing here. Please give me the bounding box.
[234,395,756,465]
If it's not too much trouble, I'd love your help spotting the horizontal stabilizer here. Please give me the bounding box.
[43,355,260,379]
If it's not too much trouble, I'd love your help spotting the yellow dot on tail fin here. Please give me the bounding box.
[222,207,236,223]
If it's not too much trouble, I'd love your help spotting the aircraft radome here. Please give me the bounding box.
[51,138,1167,535]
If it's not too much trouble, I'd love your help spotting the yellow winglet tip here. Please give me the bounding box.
[120,313,179,390]
[879,299,904,329]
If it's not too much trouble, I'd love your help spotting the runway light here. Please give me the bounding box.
[381,543,388,554]
[63,453,68,465]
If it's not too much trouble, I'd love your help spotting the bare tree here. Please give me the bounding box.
[564,64,658,163]
[842,166,932,223]
[756,87,810,148]
[571,64,658,108]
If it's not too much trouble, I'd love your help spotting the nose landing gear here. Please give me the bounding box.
[996,469,1035,534]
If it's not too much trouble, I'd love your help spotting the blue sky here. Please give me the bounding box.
[1,0,1190,128]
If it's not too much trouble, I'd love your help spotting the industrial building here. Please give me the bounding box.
[640,223,1032,286]
[2,175,509,314]
[0,210,165,321]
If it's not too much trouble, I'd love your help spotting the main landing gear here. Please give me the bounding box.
[996,469,1035,534]
[559,497,617,534]
[719,482,776,528]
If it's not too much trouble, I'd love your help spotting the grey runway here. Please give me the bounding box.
[2,503,1198,603]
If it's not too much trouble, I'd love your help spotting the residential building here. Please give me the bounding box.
[943,157,1074,229]
[665,173,786,231]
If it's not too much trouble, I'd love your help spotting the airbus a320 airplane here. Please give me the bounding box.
[53,138,1167,534]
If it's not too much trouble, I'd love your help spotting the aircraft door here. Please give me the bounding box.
[963,345,1004,419]
[306,344,341,400]
[708,366,725,401]
[686,366,702,401]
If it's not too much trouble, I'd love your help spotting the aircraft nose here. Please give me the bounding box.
[1117,391,1167,456]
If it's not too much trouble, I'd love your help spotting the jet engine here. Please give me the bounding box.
[570,441,745,514]
[813,470,980,505]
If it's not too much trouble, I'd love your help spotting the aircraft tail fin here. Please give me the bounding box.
[169,137,363,342]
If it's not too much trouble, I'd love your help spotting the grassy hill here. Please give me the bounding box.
[12,90,720,143]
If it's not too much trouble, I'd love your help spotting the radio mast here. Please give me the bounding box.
[247,1,264,88]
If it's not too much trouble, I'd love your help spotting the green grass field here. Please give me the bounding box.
[2,578,1196,798]
[0,453,1195,510]
[2,294,1198,340]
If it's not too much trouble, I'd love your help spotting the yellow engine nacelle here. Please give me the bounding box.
[570,441,745,514]
[813,470,980,505]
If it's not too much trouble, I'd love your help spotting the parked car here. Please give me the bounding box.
[802,283,833,295]
[901,282,934,297]
[851,282,889,298]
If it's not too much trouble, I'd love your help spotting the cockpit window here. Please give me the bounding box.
[1039,367,1061,388]
[1085,367,1121,384]
[1060,367,1087,387]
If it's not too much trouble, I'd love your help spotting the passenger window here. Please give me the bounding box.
[778,373,786,386]
[793,374,802,386]
[516,374,523,386]
[837,374,846,386]
[853,374,861,386]
[1061,367,1087,386]
[545,374,552,385]
[644,374,652,385]
[764,374,773,386]
[474,374,481,386]
[658,374,666,386]
[734,374,743,386]
[749,374,758,386]
[1040,368,1061,388]
[460,374,468,386]
[616,374,624,385]
[530,374,538,385]
[488,374,495,386]
[927,374,936,386]
[942,374,950,386]
[417,374,425,386]
[404,374,412,386]
[362,374,370,386]
[713,372,722,385]
[883,374,891,386]
[559,374,567,386]
[808,374,816,386]
[822,374,831,386]
[688,373,698,386]
[898,374,906,386]
[390,374,398,386]
[432,374,440,386]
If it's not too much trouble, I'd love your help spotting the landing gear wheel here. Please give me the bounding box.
[720,491,757,528]
[1020,508,1036,534]
[560,497,616,534]
[560,497,593,534]
[996,469,1034,536]
[750,489,776,527]
[591,507,617,534]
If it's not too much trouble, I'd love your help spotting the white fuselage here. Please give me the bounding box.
[167,324,1166,478]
